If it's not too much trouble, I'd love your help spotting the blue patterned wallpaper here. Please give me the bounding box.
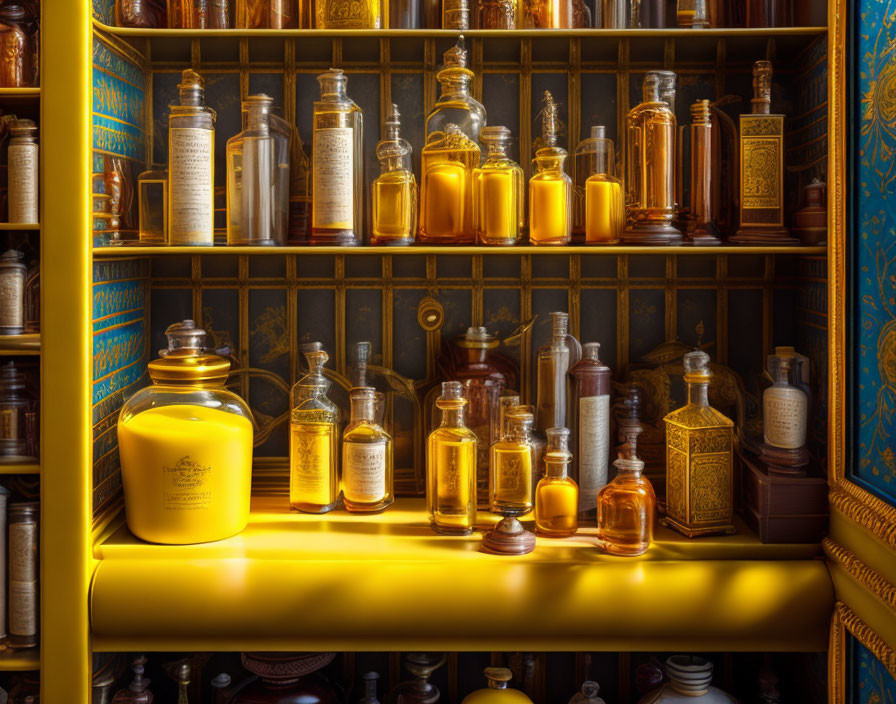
[855,638,896,703]
[93,0,115,25]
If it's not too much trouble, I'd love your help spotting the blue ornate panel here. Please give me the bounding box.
[853,0,896,503]
[93,0,115,24]
[853,638,896,703]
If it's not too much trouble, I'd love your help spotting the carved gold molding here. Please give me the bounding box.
[829,606,845,704]
[823,537,896,609]
[835,602,896,680]
[830,483,896,553]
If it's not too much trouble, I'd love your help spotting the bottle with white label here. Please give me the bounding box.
[6,118,38,224]
[168,69,216,246]
[312,68,363,246]
[568,341,610,518]
[342,386,393,513]
[761,346,810,473]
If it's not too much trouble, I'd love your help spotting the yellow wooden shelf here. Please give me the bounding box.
[90,496,833,652]
[0,462,39,474]
[0,224,39,230]
[0,647,39,671]
[0,333,40,356]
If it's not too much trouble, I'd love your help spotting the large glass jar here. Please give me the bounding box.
[117,320,254,544]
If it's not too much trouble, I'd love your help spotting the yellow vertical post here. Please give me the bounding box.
[41,0,92,699]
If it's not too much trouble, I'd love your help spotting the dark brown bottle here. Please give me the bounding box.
[0,3,31,88]
[117,0,168,27]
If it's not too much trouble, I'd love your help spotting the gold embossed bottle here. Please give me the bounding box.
[316,0,382,27]
[535,427,578,538]
[371,104,417,246]
[489,406,536,514]
[529,91,572,246]
[427,381,478,535]
[419,124,480,244]
[342,387,393,513]
[474,126,524,246]
[290,348,340,514]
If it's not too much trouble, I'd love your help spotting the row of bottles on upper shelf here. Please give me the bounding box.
[0,1,37,88]
[130,50,826,250]
[116,314,812,554]
[116,0,810,30]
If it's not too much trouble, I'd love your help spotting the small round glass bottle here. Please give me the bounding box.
[578,127,623,244]
[290,348,341,514]
[474,126,524,246]
[535,427,578,538]
[342,386,393,513]
[529,92,572,245]
[596,443,656,557]
[371,104,417,246]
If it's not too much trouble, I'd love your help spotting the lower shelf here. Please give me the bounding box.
[0,647,39,671]
[89,497,834,652]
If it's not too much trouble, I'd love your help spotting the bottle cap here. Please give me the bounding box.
[683,349,711,382]
[484,667,513,684]
[458,326,498,349]
[149,320,230,385]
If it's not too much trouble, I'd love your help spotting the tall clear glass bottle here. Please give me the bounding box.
[316,0,382,27]
[168,69,216,246]
[371,104,417,246]
[535,311,582,433]
[535,427,578,538]
[424,39,487,143]
[489,406,536,515]
[529,91,572,246]
[290,348,341,514]
[311,69,363,246]
[419,124,480,244]
[474,126,524,246]
[575,127,623,244]
[427,381,478,535]
[342,387,393,513]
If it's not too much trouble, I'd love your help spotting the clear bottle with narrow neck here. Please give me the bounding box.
[536,311,582,433]
[427,381,478,535]
[535,427,578,538]
[763,347,808,451]
[372,104,417,246]
[529,91,572,245]
[226,94,282,246]
[489,406,536,515]
[311,69,363,246]
[425,39,487,144]
[419,123,480,244]
[290,348,341,513]
[576,127,623,244]
[474,126,524,246]
[343,387,393,513]
[168,69,216,246]
[353,340,385,427]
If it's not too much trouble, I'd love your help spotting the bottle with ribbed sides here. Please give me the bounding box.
[474,126,524,246]
[529,91,571,245]
[342,387,393,513]
[168,69,216,246]
[290,348,341,514]
[535,427,578,538]
[427,381,478,534]
[419,124,480,244]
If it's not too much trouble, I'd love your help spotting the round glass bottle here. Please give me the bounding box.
[535,427,578,537]
[461,668,532,704]
[342,386,394,513]
[117,320,254,544]
[474,126,524,246]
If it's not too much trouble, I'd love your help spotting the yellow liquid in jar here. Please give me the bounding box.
[490,443,533,513]
[585,178,617,242]
[535,477,578,537]
[372,171,415,241]
[118,404,253,544]
[290,419,339,513]
[529,177,569,244]
[427,431,477,533]
[422,163,466,240]
[477,170,514,243]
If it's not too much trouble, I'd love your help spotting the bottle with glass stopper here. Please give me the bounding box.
[353,341,385,427]
[427,381,478,535]
[474,126,524,246]
[575,125,623,244]
[529,91,572,245]
[686,99,721,245]
[289,348,341,514]
[425,39,486,143]
[372,103,417,246]
[168,69,216,246]
[342,386,394,513]
[311,69,363,246]
[535,426,578,538]
[536,311,582,433]
[760,346,810,475]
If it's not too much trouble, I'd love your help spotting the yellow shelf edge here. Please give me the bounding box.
[0,647,39,671]
[0,334,41,355]
[0,462,39,475]
[0,224,39,230]
[0,88,40,96]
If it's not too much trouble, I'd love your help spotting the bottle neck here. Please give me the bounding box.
[180,87,203,107]
[350,398,376,424]
[687,380,709,407]
[545,454,570,478]
[774,363,792,386]
[246,107,270,133]
[439,403,465,427]
[439,73,472,98]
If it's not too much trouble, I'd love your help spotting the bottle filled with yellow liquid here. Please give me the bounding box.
[117,320,254,544]
[474,126,524,246]
[419,124,481,244]
[342,386,393,512]
[535,427,578,537]
[427,381,478,534]
[529,91,571,245]
[371,104,417,246]
[489,406,536,514]
[575,125,623,244]
[290,347,341,513]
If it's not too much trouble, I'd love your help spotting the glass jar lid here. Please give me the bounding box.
[148,320,230,385]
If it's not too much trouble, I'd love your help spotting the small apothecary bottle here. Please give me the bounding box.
[112,655,153,704]
[312,69,363,246]
[761,346,810,474]
[568,342,610,516]
[535,426,578,538]
[290,348,341,513]
[371,104,417,246]
[316,0,382,28]
[427,381,478,535]
[226,94,289,246]
[8,501,38,649]
[663,350,735,537]
[529,91,572,245]
[118,321,253,544]
[686,99,721,245]
[461,669,533,704]
[138,168,168,245]
[0,361,33,460]
[474,126,524,246]
[168,70,216,246]
[489,405,536,514]
[0,249,26,335]
[420,124,480,244]
[569,682,606,704]
[575,127,623,244]
[5,118,37,224]
[536,311,582,433]
[342,386,393,512]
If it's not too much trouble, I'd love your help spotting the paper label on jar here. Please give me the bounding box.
[291,424,337,505]
[312,127,354,230]
[343,441,386,503]
[578,394,609,512]
[162,455,212,511]
[763,389,808,449]
[8,522,35,583]
[7,144,37,224]
[0,271,23,330]
[8,579,36,637]
[168,127,214,244]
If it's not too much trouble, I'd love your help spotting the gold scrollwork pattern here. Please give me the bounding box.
[823,537,896,610]
[835,601,896,681]
[830,482,896,553]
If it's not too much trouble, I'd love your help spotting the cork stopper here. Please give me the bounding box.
[751,60,773,115]
[318,68,349,100]
[485,667,513,689]
[589,125,606,140]
[178,69,204,105]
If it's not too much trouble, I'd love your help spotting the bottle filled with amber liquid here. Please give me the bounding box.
[427,381,478,534]
[316,0,382,27]
[536,311,582,434]
[420,124,480,244]
[474,126,524,246]
[535,427,578,538]
[312,69,363,246]
[529,91,572,246]
[290,348,341,513]
[371,104,417,246]
[342,387,393,512]
[685,99,721,245]
[575,126,623,244]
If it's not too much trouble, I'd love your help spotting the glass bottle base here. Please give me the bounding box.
[536,526,577,539]
[417,233,475,245]
[310,227,359,246]
[430,521,473,536]
[597,539,649,557]
[529,235,571,245]
[369,235,415,246]
[227,237,277,247]
[290,499,340,514]
[343,497,394,513]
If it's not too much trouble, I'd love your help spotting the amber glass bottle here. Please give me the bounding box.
[529,91,571,245]
[474,126,524,246]
[535,427,578,538]
[371,104,417,245]
[419,124,480,244]
[342,387,393,513]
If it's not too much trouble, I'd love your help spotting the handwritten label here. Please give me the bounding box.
[313,127,354,229]
[343,441,387,503]
[578,394,609,512]
[7,143,37,224]
[169,127,214,244]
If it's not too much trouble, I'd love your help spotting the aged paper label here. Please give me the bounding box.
[312,127,354,229]
[169,127,215,244]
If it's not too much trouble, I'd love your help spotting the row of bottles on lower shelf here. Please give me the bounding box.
[116,315,812,550]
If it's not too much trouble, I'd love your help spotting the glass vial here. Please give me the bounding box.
[371,104,417,246]
[0,249,25,334]
[311,69,363,246]
[686,99,721,245]
[6,118,37,225]
[489,406,536,515]
[8,502,37,648]
[290,348,341,514]
[117,0,168,27]
[568,342,610,517]
[762,347,808,451]
[317,0,381,27]
[677,0,708,26]
[535,427,578,538]
[343,387,393,513]
[138,169,168,245]
[419,124,480,244]
[575,126,622,244]
[425,40,487,144]
[529,91,572,245]
[168,69,216,246]
[536,311,582,433]
[427,381,478,535]
[474,126,524,246]
[169,0,210,27]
